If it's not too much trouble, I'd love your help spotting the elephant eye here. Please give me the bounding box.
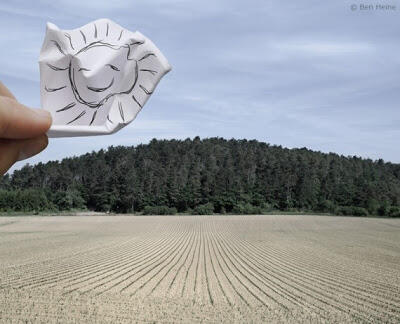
[79,67,90,72]
[106,64,120,71]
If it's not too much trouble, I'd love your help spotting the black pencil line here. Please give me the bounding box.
[90,110,97,125]
[69,58,138,109]
[118,29,123,41]
[125,41,145,61]
[45,85,66,92]
[107,115,113,124]
[67,110,86,124]
[64,33,74,50]
[130,41,145,46]
[46,63,68,71]
[87,77,114,92]
[50,40,66,56]
[56,102,76,112]
[75,40,124,56]
[80,30,87,44]
[140,69,158,75]
[94,23,98,38]
[106,64,120,71]
[132,95,142,108]
[119,101,125,122]
[139,85,153,95]
[138,53,156,61]
[106,22,109,36]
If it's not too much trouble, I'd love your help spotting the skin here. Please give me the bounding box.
[0,81,52,176]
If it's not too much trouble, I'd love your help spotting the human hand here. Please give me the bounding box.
[0,81,52,175]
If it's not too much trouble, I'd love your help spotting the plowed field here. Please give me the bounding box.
[0,215,399,323]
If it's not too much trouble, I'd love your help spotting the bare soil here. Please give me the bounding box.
[0,215,399,323]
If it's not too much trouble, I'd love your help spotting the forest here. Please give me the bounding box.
[1,137,399,217]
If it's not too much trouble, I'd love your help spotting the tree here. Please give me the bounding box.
[3,137,400,216]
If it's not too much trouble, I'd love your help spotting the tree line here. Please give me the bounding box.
[1,137,399,217]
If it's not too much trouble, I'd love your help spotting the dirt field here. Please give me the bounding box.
[0,215,399,323]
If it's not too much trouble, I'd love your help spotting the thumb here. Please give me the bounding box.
[0,135,48,175]
[0,96,52,139]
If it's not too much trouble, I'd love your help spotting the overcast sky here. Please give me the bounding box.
[1,0,399,172]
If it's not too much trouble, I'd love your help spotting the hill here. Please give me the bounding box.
[1,137,400,216]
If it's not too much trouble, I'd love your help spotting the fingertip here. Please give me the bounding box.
[34,109,52,131]
[0,98,52,139]
[17,135,49,161]
[40,133,49,149]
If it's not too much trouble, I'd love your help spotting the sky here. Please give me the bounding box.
[1,0,399,173]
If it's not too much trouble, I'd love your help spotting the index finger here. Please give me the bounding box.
[0,96,52,139]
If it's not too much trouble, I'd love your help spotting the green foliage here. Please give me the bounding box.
[1,138,400,216]
[317,200,337,213]
[377,201,391,216]
[336,206,369,217]
[0,189,54,212]
[367,199,380,215]
[142,205,177,215]
[351,207,369,217]
[193,203,214,215]
[232,203,263,214]
[388,206,400,218]
[52,190,86,211]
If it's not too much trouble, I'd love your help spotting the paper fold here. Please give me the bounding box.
[39,18,171,138]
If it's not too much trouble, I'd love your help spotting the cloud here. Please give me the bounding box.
[1,0,400,171]
[272,40,374,56]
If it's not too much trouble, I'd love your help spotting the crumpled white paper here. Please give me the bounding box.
[39,18,171,138]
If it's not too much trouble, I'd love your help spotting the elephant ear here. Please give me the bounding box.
[127,31,171,111]
[39,23,72,65]
[107,31,171,127]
